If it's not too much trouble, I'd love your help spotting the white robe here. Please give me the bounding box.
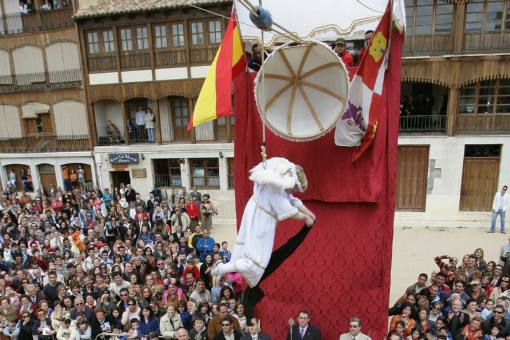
[221,183,303,287]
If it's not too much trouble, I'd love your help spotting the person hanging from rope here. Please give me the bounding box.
[211,157,316,319]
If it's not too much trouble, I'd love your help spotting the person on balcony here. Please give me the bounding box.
[332,38,353,67]
[78,165,85,192]
[135,106,146,142]
[62,166,71,191]
[21,169,29,191]
[126,119,135,142]
[19,1,28,14]
[145,108,155,143]
[26,169,33,192]
[7,169,16,190]
[106,120,121,144]
[70,169,78,190]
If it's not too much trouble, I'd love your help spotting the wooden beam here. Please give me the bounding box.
[446,86,458,137]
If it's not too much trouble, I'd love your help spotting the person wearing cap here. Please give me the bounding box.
[333,37,353,67]
[200,194,218,230]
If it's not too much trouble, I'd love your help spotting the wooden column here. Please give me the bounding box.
[88,103,98,147]
[453,2,466,55]
[155,99,162,144]
[446,86,458,137]
[121,100,128,143]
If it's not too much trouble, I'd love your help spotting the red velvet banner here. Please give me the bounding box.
[233,30,403,339]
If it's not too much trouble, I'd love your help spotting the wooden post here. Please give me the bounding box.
[155,98,162,144]
[446,86,458,137]
[88,103,98,147]
[121,100,128,143]
[453,2,466,55]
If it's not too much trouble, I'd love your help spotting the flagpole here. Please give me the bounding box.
[384,0,393,70]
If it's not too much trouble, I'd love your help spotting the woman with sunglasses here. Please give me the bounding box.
[33,307,56,339]
[19,311,34,340]
[490,274,510,300]
[121,298,140,326]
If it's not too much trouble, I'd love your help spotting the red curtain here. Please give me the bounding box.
[233,30,403,339]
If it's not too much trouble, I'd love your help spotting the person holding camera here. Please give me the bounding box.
[435,255,460,287]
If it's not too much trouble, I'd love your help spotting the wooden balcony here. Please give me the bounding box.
[455,114,510,134]
[154,49,187,67]
[0,69,82,93]
[190,46,219,64]
[120,51,151,69]
[0,135,90,153]
[0,7,73,36]
[399,115,447,134]
[463,31,510,53]
[88,55,117,72]
[403,33,453,57]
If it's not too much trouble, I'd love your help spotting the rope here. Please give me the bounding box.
[259,0,267,169]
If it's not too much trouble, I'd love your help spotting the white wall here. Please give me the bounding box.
[395,135,510,223]
[94,101,123,137]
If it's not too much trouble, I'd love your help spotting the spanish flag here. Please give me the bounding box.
[188,10,246,130]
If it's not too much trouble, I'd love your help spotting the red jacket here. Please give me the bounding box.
[186,202,199,221]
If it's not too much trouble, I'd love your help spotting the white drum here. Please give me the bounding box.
[255,40,350,142]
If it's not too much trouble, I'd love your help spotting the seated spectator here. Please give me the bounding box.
[406,273,429,296]
[442,281,470,311]
[390,304,416,336]
[106,120,121,143]
[461,316,483,340]
[481,299,494,321]
[434,255,458,288]
[416,307,434,333]
[446,300,470,338]
[429,301,444,322]
[457,255,483,282]
[490,275,510,301]
[390,293,419,320]
[483,304,510,335]
[482,274,495,297]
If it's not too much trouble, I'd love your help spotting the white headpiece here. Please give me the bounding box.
[249,157,302,194]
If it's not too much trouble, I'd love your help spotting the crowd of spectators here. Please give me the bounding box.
[0,183,244,340]
[389,248,510,340]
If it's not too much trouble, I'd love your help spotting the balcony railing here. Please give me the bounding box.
[0,135,89,153]
[399,115,447,134]
[88,55,117,72]
[154,49,187,67]
[154,174,182,188]
[192,175,220,189]
[190,46,219,64]
[463,31,510,53]
[227,174,234,189]
[0,7,73,36]
[403,33,453,57]
[455,114,510,134]
[120,51,151,69]
[0,69,82,93]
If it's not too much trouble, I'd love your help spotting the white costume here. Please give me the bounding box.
[213,158,304,287]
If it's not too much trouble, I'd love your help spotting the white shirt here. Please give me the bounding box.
[493,191,509,211]
[135,110,146,125]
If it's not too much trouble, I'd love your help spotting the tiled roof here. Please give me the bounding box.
[74,0,231,19]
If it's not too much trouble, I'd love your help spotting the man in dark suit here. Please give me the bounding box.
[287,310,322,340]
[241,318,271,340]
[25,283,46,304]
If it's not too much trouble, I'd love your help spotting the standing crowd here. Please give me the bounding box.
[0,183,274,340]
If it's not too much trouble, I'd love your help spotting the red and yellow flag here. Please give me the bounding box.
[188,10,246,130]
